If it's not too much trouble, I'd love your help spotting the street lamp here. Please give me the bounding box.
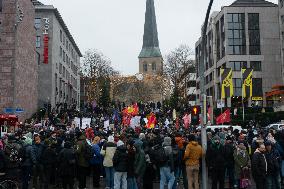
[200,1,214,189]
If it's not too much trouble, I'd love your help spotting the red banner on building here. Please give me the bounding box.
[216,109,231,125]
[43,34,49,64]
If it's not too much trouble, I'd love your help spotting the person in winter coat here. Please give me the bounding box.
[101,135,117,189]
[206,135,226,189]
[233,142,250,189]
[224,136,235,189]
[42,140,58,189]
[159,136,175,189]
[252,143,267,189]
[113,140,128,189]
[58,141,76,189]
[90,136,103,188]
[134,141,146,189]
[32,133,44,189]
[265,141,281,189]
[127,139,138,189]
[184,134,203,189]
[21,136,36,189]
[76,133,89,189]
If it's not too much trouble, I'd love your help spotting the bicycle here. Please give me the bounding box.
[0,173,19,189]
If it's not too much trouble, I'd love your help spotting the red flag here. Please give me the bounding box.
[175,117,180,130]
[146,113,156,129]
[216,109,231,125]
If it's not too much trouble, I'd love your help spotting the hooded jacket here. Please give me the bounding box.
[113,145,128,172]
[184,141,203,166]
[100,137,117,167]
[76,134,89,167]
[58,142,76,177]
[252,149,267,179]
[134,142,146,176]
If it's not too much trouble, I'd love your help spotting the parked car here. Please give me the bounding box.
[265,123,284,131]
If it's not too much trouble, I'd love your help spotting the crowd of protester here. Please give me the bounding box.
[0,107,283,189]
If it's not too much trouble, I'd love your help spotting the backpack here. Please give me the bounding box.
[153,146,168,167]
[84,142,93,162]
[4,142,23,165]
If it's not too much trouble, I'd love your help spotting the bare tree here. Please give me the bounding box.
[81,49,119,104]
[164,44,195,87]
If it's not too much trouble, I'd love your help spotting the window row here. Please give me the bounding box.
[143,62,157,72]
[227,61,262,71]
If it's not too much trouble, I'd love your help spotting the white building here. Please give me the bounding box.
[33,1,82,110]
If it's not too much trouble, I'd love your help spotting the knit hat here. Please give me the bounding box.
[163,137,172,146]
[213,135,221,141]
[108,135,114,143]
[117,140,124,147]
[139,133,146,140]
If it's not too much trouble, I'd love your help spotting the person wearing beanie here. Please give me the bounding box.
[101,135,117,189]
[159,136,175,189]
[90,136,103,188]
[252,143,267,189]
[206,134,226,189]
[21,136,36,189]
[184,134,203,189]
[113,140,128,189]
[224,134,235,189]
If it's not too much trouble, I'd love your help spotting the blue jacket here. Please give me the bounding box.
[90,144,102,165]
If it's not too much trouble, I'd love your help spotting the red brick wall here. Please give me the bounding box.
[0,0,38,121]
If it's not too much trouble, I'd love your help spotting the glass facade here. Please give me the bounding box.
[233,78,242,96]
[250,61,261,71]
[227,13,246,55]
[228,61,247,71]
[248,13,261,55]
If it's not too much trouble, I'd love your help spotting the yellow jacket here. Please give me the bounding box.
[184,141,203,166]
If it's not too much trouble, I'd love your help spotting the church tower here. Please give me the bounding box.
[139,0,163,75]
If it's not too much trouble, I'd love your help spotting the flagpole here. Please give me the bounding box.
[241,69,245,122]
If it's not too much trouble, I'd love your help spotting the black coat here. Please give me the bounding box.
[265,149,281,176]
[113,146,128,172]
[224,143,235,168]
[58,147,76,177]
[206,143,226,169]
[252,151,267,179]
[42,146,57,167]
[127,147,136,177]
[22,145,37,167]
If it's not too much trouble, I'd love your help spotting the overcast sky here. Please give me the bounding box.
[40,0,278,75]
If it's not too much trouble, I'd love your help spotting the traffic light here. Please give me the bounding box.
[191,106,200,125]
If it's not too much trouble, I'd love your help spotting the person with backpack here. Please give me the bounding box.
[184,134,203,189]
[76,132,90,189]
[113,140,128,189]
[159,136,175,189]
[100,135,117,189]
[4,134,23,180]
[90,136,103,188]
[21,136,36,189]
[58,140,76,189]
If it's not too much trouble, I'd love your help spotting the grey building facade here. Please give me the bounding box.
[34,2,82,110]
[195,0,282,108]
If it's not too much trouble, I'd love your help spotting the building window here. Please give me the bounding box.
[60,30,62,42]
[216,21,220,61]
[143,63,148,72]
[63,51,65,62]
[60,47,62,57]
[228,61,247,71]
[248,13,261,55]
[281,15,284,25]
[34,18,41,29]
[220,16,225,58]
[152,62,156,71]
[281,0,284,8]
[252,78,263,97]
[233,78,242,96]
[227,13,246,55]
[36,36,41,48]
[250,61,261,71]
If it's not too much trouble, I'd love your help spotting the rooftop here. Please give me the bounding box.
[230,0,277,7]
